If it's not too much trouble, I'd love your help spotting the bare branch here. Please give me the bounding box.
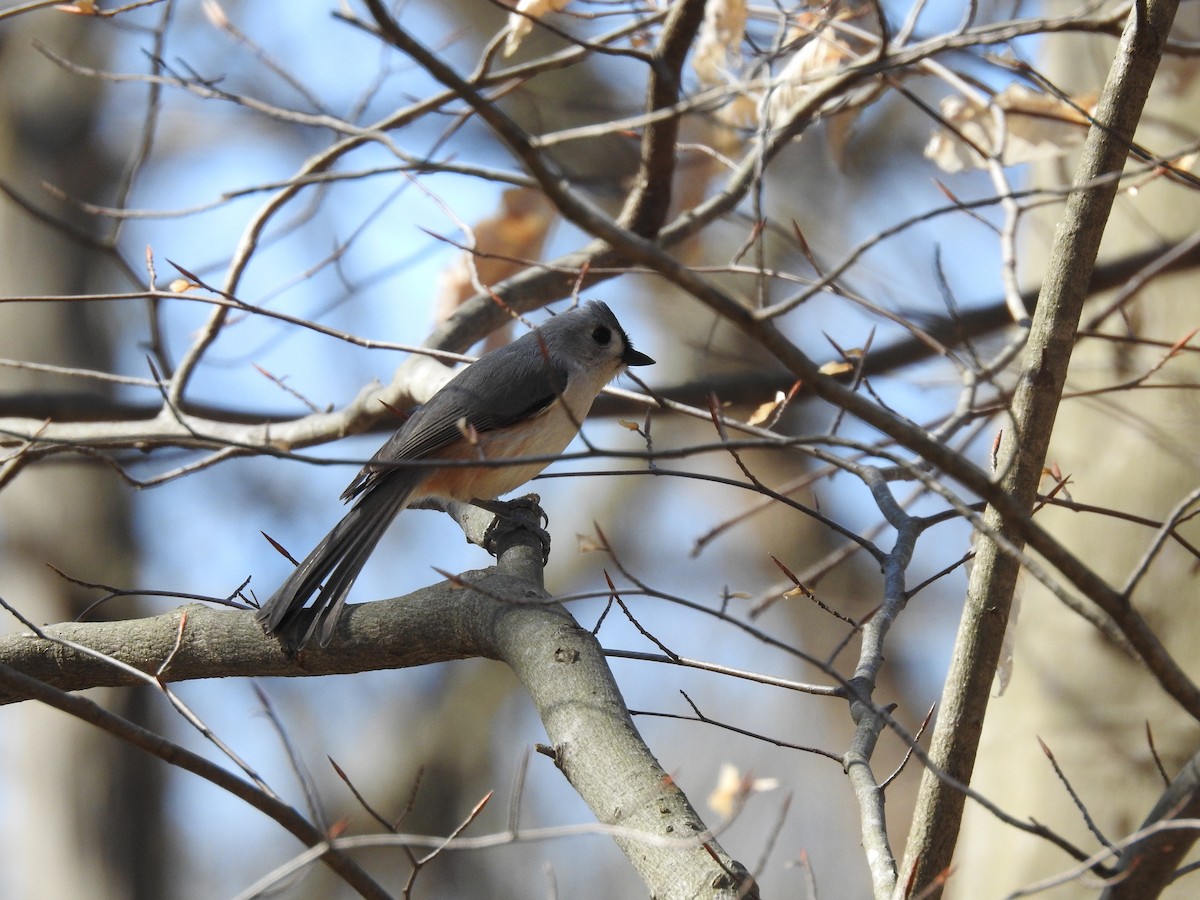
[899,0,1187,891]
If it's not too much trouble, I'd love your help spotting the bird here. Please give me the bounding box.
[256,300,653,649]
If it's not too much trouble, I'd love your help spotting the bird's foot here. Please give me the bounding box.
[473,494,551,563]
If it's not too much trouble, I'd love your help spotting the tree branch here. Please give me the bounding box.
[897,0,1184,893]
[0,546,756,898]
[1101,745,1200,898]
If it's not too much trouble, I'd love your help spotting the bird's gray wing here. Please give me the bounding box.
[341,337,568,501]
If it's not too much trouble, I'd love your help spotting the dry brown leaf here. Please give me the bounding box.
[692,0,762,132]
[1172,152,1198,174]
[1125,150,1199,193]
[746,391,785,426]
[765,10,872,129]
[717,94,762,132]
[818,359,856,376]
[54,0,98,13]
[693,0,747,86]
[434,188,555,348]
[925,83,1094,173]
[707,763,780,819]
[707,764,744,818]
[504,0,572,58]
[575,533,605,553]
[201,0,228,28]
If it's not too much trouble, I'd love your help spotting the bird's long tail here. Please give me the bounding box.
[256,482,415,650]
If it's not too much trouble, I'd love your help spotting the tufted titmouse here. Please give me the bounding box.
[256,301,653,649]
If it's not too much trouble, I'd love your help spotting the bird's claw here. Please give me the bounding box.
[475,494,552,563]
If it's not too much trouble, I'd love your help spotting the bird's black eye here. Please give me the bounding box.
[591,325,612,346]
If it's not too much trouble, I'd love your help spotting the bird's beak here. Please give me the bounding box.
[623,347,655,367]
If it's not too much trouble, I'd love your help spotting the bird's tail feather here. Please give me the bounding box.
[256,480,415,649]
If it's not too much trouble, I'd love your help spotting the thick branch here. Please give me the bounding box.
[0,582,511,702]
[615,0,705,236]
[0,569,755,898]
[897,0,1183,895]
[1101,746,1200,898]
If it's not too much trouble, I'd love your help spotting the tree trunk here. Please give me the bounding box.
[0,17,166,900]
[951,21,1200,899]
